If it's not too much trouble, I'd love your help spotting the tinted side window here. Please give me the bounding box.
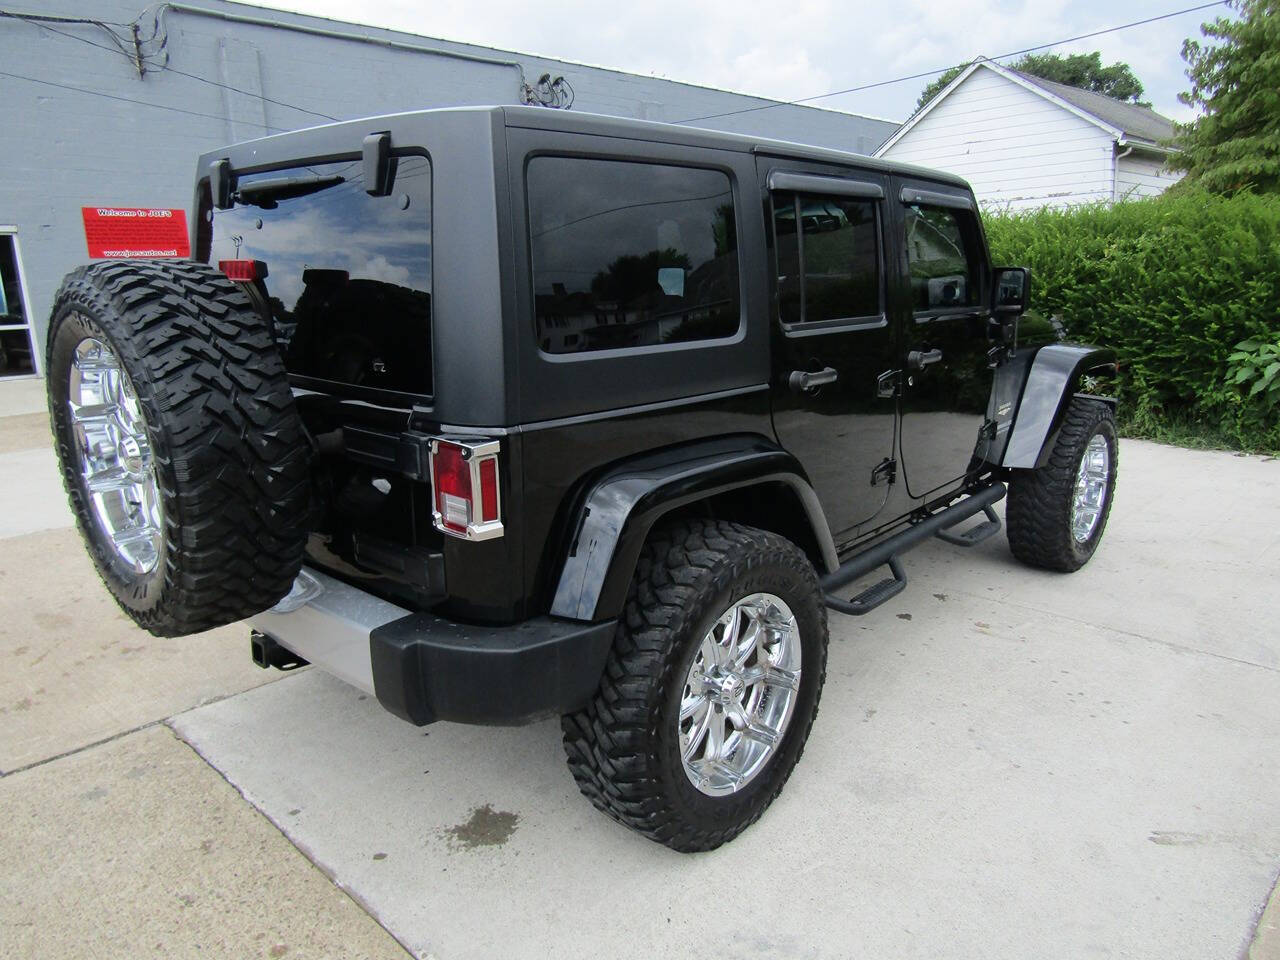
[773,193,880,326]
[904,204,980,311]
[528,157,739,354]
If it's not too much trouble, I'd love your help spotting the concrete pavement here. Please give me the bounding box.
[1,376,1277,959]
[0,382,412,959]
[0,726,410,959]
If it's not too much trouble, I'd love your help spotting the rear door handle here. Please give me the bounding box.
[906,349,943,370]
[788,367,839,392]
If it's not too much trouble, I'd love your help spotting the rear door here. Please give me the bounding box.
[891,179,997,501]
[763,164,898,540]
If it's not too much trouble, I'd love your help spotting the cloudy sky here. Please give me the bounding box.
[265,0,1226,123]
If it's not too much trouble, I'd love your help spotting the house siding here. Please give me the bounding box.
[1115,151,1184,201]
[879,68,1117,212]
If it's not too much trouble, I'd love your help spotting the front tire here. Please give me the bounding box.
[561,519,829,852]
[1007,397,1118,572]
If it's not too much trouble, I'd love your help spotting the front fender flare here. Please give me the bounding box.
[549,436,837,623]
[1002,343,1117,470]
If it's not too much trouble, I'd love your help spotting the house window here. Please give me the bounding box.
[903,204,981,312]
[527,156,740,355]
[0,231,37,378]
[772,193,881,328]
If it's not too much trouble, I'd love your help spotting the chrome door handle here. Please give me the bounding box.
[788,367,839,392]
[906,349,943,370]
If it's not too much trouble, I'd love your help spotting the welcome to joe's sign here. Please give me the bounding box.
[81,207,190,259]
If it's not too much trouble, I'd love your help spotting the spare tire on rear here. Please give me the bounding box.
[46,260,311,637]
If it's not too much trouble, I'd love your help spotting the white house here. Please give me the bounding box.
[876,59,1183,211]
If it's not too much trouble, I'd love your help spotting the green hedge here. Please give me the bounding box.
[984,189,1280,452]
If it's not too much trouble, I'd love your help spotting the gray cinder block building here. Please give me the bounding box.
[0,0,897,378]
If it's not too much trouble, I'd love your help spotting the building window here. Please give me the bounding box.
[0,232,37,378]
[528,156,740,355]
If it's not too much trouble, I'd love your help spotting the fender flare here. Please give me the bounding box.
[549,435,838,623]
[1002,343,1117,470]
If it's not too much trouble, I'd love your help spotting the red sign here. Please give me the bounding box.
[82,207,190,259]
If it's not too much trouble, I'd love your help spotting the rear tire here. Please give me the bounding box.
[46,260,311,637]
[1007,397,1118,572]
[561,519,828,852]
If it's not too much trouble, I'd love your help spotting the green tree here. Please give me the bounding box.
[914,64,968,114]
[1016,52,1147,102]
[1171,0,1280,193]
[914,52,1148,113]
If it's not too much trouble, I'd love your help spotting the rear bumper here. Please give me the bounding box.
[249,568,616,726]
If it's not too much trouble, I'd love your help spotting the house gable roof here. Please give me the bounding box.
[1009,69,1176,146]
[876,59,1177,156]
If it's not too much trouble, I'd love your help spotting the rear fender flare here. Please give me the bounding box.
[549,436,837,622]
[1002,344,1117,470]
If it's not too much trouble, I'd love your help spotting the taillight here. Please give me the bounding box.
[218,259,267,282]
[428,438,503,541]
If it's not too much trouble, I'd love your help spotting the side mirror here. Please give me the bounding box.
[992,266,1030,315]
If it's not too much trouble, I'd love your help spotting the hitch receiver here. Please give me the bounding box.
[250,630,309,671]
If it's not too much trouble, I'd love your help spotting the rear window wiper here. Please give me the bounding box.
[234,174,345,208]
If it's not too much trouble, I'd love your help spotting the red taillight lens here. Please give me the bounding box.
[429,439,503,540]
[431,441,472,535]
[478,457,499,523]
[218,259,261,282]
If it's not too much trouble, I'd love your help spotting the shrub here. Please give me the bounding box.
[984,189,1280,452]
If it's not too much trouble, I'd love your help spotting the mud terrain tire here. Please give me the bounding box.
[562,519,828,853]
[1007,397,1118,572]
[46,260,311,637]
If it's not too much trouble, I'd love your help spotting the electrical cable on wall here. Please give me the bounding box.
[0,2,576,114]
[0,5,338,121]
[522,73,574,110]
[0,5,169,78]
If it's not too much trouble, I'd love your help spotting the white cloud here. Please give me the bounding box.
[355,253,412,288]
[258,0,1210,123]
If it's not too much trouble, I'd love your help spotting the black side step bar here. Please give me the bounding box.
[935,504,1002,547]
[821,483,1007,616]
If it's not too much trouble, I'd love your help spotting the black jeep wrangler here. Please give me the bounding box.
[46,106,1118,852]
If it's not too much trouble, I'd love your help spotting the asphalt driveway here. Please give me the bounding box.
[1,375,1276,960]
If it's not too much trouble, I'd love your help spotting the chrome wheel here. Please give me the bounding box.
[1071,433,1110,543]
[67,335,163,574]
[679,593,801,797]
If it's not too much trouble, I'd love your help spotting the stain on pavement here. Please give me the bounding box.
[442,804,519,850]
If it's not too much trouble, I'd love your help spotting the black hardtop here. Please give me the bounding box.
[196,103,970,192]
[192,104,975,430]
[497,105,969,187]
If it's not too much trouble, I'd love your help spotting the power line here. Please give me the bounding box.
[0,7,339,122]
[0,67,283,130]
[673,1,1231,125]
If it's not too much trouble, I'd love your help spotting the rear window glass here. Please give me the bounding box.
[527,157,740,355]
[209,156,432,397]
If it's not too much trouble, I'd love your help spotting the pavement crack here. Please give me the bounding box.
[0,675,303,780]
[0,718,165,778]
[167,720,415,960]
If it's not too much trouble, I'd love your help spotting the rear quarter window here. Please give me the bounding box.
[526,157,740,355]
